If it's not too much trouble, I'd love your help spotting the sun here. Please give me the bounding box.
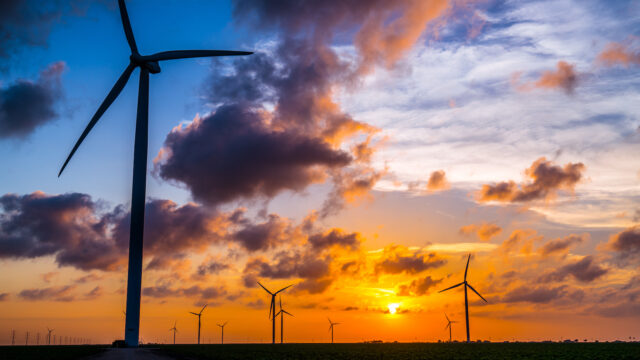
[387,303,400,315]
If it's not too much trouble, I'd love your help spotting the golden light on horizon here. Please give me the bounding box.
[387,303,400,315]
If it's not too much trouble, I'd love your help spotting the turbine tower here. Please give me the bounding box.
[46,328,54,345]
[189,304,207,345]
[257,282,292,344]
[56,0,252,347]
[439,254,487,343]
[275,296,293,344]
[444,313,457,343]
[217,322,227,344]
[328,318,340,344]
[169,321,177,345]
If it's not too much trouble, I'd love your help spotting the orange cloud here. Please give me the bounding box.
[427,170,450,191]
[478,157,585,203]
[459,222,502,241]
[513,61,578,94]
[538,233,588,257]
[605,226,640,267]
[596,42,640,67]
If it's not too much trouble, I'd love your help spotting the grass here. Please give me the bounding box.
[152,342,640,360]
[0,345,109,360]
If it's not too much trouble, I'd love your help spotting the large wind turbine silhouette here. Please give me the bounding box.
[217,322,227,344]
[257,282,293,344]
[189,305,207,345]
[276,296,293,344]
[444,313,457,343]
[169,321,177,345]
[439,254,487,343]
[328,318,340,344]
[46,328,53,345]
[57,0,251,347]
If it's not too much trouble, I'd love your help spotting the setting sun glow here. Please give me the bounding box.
[388,303,400,315]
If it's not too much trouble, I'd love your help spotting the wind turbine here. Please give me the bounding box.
[56,0,252,348]
[46,328,54,345]
[216,322,227,344]
[275,296,293,344]
[11,330,15,345]
[439,254,487,343]
[257,282,293,344]
[169,321,177,345]
[444,313,458,343]
[328,318,340,344]
[25,331,29,345]
[189,304,207,345]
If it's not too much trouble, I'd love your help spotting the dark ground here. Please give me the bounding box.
[1,343,639,360]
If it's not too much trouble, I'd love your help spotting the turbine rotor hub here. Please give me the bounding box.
[129,55,161,74]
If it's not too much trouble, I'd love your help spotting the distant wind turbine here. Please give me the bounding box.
[169,321,178,345]
[11,330,15,345]
[25,331,29,345]
[36,333,40,345]
[257,282,293,344]
[328,318,340,344]
[217,322,227,344]
[46,328,54,345]
[57,0,252,347]
[189,304,207,345]
[276,296,293,344]
[439,254,487,343]
[444,313,458,343]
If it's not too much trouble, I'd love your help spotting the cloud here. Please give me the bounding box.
[538,256,608,283]
[243,251,331,293]
[0,192,125,271]
[502,285,567,304]
[605,226,640,267]
[18,285,76,302]
[538,233,587,257]
[156,106,352,206]
[498,229,540,254]
[0,293,9,301]
[84,286,102,300]
[375,245,446,275]
[308,229,361,250]
[194,256,232,279]
[0,62,65,139]
[397,275,443,296]
[513,61,578,94]
[74,273,103,284]
[427,170,450,191]
[142,284,227,301]
[596,42,640,67]
[478,157,585,203]
[459,222,502,241]
[230,213,293,252]
[41,272,59,283]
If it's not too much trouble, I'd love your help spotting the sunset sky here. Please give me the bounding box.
[1,0,640,345]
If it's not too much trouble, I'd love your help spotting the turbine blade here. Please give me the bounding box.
[117,0,137,54]
[189,312,198,315]
[467,283,488,303]
[280,295,282,310]
[200,304,207,314]
[58,64,135,176]
[275,284,294,294]
[445,323,450,330]
[146,50,253,62]
[438,282,464,293]
[464,254,471,281]
[224,321,228,326]
[269,297,274,319]
[257,281,273,295]
[328,317,332,324]
[283,310,293,317]
[444,313,450,322]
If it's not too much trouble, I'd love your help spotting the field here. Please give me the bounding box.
[1,343,638,360]
[0,345,108,360]
[152,342,640,360]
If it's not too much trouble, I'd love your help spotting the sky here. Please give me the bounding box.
[1,0,640,345]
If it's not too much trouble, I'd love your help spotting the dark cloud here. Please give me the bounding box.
[230,213,292,252]
[538,234,587,257]
[478,157,585,203]
[74,273,103,284]
[0,192,124,271]
[308,229,360,250]
[19,285,76,302]
[84,286,102,300]
[194,257,232,279]
[143,284,226,301]
[156,104,352,206]
[375,246,446,275]
[538,256,608,283]
[397,275,443,296]
[0,293,9,301]
[502,285,567,304]
[0,62,65,139]
[606,226,640,267]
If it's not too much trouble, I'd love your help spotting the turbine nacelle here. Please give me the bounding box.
[130,55,161,74]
